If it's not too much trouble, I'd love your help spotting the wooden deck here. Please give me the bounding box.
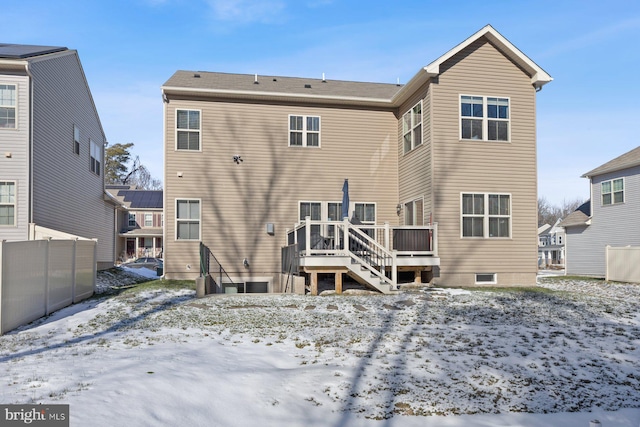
[283,218,439,294]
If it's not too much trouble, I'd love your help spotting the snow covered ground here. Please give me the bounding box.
[1,269,639,426]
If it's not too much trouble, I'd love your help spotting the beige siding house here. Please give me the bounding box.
[161,25,551,292]
[0,44,116,269]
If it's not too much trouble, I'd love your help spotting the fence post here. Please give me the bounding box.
[44,239,50,316]
[0,240,4,335]
[71,239,77,302]
[605,245,610,282]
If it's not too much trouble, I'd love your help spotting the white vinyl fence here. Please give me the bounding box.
[0,239,96,335]
[606,245,640,284]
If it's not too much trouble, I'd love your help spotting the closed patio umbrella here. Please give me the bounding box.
[342,179,349,220]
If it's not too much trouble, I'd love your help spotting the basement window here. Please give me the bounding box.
[475,273,496,284]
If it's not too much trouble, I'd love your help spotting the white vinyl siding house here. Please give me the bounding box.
[561,147,640,277]
[0,45,116,268]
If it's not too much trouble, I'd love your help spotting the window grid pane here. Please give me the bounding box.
[176,200,200,240]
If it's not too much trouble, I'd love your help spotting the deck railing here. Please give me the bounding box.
[286,218,438,258]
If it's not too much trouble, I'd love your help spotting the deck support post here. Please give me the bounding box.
[335,272,342,295]
[414,269,422,283]
[310,271,318,296]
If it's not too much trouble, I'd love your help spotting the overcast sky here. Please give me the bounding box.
[3,0,639,206]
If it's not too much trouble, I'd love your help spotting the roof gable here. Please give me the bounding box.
[423,25,552,90]
[582,146,640,178]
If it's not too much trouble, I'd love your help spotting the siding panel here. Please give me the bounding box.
[0,73,29,241]
[29,52,114,265]
[164,100,398,280]
[430,39,538,285]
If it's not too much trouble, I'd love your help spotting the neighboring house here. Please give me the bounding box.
[107,185,163,262]
[0,43,116,269]
[161,25,552,292]
[560,146,640,277]
[538,220,565,267]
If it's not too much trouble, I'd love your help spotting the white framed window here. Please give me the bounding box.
[289,115,320,147]
[462,193,511,238]
[601,178,624,205]
[0,84,16,129]
[404,198,424,225]
[475,273,497,284]
[461,95,509,141]
[354,202,376,224]
[128,213,136,227]
[144,213,153,227]
[327,202,343,221]
[176,199,200,240]
[176,109,201,151]
[299,201,321,221]
[403,101,422,153]
[73,125,80,155]
[0,181,16,226]
[90,140,101,176]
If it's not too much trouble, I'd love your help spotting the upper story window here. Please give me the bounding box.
[176,110,200,151]
[289,115,320,147]
[90,140,101,176]
[0,84,16,129]
[0,181,15,226]
[176,199,200,240]
[602,178,624,205]
[461,95,509,141]
[73,125,80,155]
[403,101,422,153]
[128,213,136,227]
[462,193,511,238]
[144,213,153,227]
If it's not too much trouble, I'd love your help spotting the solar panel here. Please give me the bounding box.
[0,44,67,59]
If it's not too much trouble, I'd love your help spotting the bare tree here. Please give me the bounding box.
[538,196,584,226]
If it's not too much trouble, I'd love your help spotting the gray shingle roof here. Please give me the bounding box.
[582,146,640,178]
[558,200,591,228]
[0,43,67,59]
[163,71,403,102]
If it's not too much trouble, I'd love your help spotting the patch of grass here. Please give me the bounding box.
[119,279,195,295]
[460,286,557,294]
[538,275,605,283]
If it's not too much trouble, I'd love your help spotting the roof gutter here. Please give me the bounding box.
[161,85,394,108]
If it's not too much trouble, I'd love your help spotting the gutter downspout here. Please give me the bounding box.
[25,62,35,231]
